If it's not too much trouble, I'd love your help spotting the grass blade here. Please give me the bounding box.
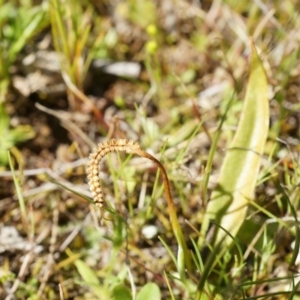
[8,151,27,224]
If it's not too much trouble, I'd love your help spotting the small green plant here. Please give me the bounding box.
[69,246,161,300]
[0,0,48,101]
[87,139,192,278]
[49,0,94,95]
[0,104,35,167]
[49,0,110,130]
[85,45,272,299]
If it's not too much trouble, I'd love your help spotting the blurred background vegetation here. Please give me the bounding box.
[0,0,299,299]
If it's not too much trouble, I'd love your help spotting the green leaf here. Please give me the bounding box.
[0,149,7,165]
[0,106,35,165]
[200,43,269,247]
[74,259,99,285]
[9,9,47,61]
[111,284,132,300]
[0,104,9,132]
[136,283,161,300]
[0,2,13,29]
[0,2,49,99]
[74,258,108,299]
[8,125,35,143]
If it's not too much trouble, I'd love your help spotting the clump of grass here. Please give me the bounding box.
[0,0,48,101]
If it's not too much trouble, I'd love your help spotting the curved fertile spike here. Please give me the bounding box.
[87,139,141,219]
